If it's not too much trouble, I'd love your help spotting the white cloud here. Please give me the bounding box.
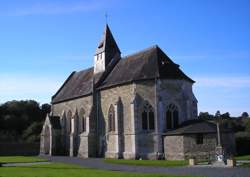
[194,76,250,88]
[0,74,64,103]
[2,1,112,16]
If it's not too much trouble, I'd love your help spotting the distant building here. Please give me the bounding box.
[40,25,234,160]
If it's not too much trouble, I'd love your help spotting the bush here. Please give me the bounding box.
[22,122,44,142]
[235,132,250,156]
[0,131,20,142]
[0,100,50,143]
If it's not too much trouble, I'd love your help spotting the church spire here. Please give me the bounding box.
[95,24,120,56]
[94,25,121,74]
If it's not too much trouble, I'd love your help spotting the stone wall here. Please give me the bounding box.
[164,134,216,161]
[164,135,184,160]
[47,78,198,159]
[183,134,217,160]
[134,80,159,159]
[52,95,96,157]
[52,96,93,119]
[164,132,235,160]
[99,84,135,158]
[157,79,198,129]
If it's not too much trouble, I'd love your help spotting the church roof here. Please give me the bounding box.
[97,45,194,89]
[52,45,194,104]
[95,24,121,55]
[52,68,94,103]
[164,121,231,136]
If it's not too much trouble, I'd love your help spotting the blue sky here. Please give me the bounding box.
[0,0,249,116]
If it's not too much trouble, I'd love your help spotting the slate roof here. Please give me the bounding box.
[164,121,231,136]
[98,45,194,89]
[95,25,121,55]
[52,45,195,104]
[49,116,61,129]
[52,68,94,103]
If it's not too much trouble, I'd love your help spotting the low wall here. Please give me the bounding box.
[0,142,40,156]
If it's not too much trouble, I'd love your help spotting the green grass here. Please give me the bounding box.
[0,163,200,177]
[235,155,250,161]
[239,163,250,168]
[0,156,47,163]
[104,159,188,167]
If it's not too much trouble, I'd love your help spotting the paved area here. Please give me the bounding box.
[2,161,51,167]
[42,156,250,177]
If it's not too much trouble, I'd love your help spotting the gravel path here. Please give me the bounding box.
[42,156,250,177]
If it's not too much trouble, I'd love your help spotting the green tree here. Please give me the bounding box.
[0,100,49,142]
[221,112,230,119]
[242,112,249,118]
[215,110,221,118]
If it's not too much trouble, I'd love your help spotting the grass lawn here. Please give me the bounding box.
[104,159,188,167]
[0,162,200,177]
[0,156,47,163]
[235,155,250,161]
[240,163,250,168]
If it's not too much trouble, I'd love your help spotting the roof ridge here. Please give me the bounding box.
[122,45,159,60]
[52,71,76,100]
[75,66,94,73]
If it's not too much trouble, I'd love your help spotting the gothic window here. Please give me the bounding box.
[108,104,115,132]
[166,110,172,129]
[66,110,72,134]
[166,104,179,130]
[196,134,203,144]
[173,110,179,128]
[61,112,66,130]
[82,117,86,132]
[79,108,86,133]
[142,110,147,130]
[141,102,155,131]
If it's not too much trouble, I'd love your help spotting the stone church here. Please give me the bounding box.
[40,24,213,160]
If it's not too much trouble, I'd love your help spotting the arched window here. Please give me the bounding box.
[141,102,155,131]
[67,110,72,134]
[61,112,66,130]
[79,108,86,133]
[108,105,115,132]
[166,104,179,130]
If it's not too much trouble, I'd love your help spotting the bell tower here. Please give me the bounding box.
[94,25,121,74]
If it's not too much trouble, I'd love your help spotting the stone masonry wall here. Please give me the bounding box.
[157,79,198,128]
[52,95,95,157]
[183,134,217,160]
[164,135,184,160]
[99,84,135,158]
[134,80,159,159]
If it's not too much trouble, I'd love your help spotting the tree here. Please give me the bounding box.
[245,120,250,132]
[221,112,230,119]
[242,112,249,119]
[22,122,43,142]
[0,100,49,142]
[199,112,210,119]
[215,110,221,118]
[41,103,51,115]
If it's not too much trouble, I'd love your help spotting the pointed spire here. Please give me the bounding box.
[94,25,121,74]
[95,24,121,55]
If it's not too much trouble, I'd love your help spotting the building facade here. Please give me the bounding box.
[164,121,235,160]
[40,25,198,159]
